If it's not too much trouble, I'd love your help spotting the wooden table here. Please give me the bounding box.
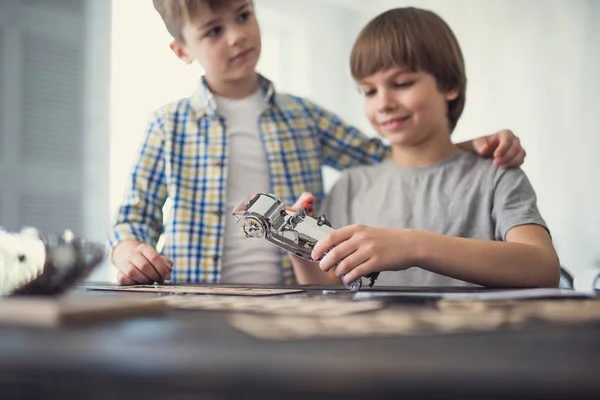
[0,285,599,399]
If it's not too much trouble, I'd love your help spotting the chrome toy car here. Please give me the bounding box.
[0,227,105,296]
[232,193,378,291]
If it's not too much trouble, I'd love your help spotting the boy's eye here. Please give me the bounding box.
[393,81,414,89]
[237,11,251,23]
[206,26,222,38]
[363,89,376,97]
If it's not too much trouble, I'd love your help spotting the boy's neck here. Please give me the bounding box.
[205,72,260,99]
[391,136,458,168]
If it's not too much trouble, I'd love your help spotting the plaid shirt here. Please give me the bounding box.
[109,75,389,284]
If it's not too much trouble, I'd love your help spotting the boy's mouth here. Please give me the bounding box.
[231,48,254,63]
[380,115,410,131]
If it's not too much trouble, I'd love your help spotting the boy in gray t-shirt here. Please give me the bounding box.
[318,150,547,287]
[289,7,560,288]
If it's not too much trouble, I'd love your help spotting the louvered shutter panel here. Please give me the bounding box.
[21,0,83,12]
[0,26,4,172]
[0,0,17,231]
[0,0,86,235]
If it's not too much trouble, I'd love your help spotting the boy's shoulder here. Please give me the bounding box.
[455,149,527,179]
[152,97,194,120]
[439,149,502,184]
[444,150,533,196]
[453,149,496,172]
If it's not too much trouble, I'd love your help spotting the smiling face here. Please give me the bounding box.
[359,67,458,147]
[170,0,261,91]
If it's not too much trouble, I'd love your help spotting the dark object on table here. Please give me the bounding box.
[0,227,104,296]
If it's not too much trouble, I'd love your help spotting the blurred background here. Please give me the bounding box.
[0,0,598,283]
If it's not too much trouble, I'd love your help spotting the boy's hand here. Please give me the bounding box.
[112,240,173,285]
[472,129,526,168]
[311,225,416,285]
[287,192,315,215]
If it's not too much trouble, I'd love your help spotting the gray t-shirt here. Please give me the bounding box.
[320,149,548,287]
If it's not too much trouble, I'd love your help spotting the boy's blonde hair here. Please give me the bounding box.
[350,7,466,132]
[152,0,239,42]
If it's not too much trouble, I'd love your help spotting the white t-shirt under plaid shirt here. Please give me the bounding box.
[215,89,282,284]
[108,75,390,284]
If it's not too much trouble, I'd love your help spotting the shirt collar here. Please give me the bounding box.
[189,73,276,118]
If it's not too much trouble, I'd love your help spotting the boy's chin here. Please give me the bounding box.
[227,69,259,83]
[228,63,260,81]
[377,131,414,146]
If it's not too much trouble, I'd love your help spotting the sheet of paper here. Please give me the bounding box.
[353,288,595,302]
[442,288,595,301]
[157,295,384,317]
[84,285,305,296]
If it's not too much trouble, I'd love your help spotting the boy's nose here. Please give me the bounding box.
[227,27,247,47]
[377,91,397,112]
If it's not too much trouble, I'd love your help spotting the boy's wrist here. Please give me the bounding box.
[111,240,141,266]
[404,229,429,267]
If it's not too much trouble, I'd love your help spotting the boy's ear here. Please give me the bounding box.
[170,40,193,64]
[445,87,459,101]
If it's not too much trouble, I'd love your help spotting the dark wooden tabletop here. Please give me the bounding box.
[1,285,599,399]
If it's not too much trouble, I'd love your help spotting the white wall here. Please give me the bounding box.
[256,0,367,129]
[358,0,600,275]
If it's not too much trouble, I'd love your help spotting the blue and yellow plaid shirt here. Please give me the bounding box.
[109,75,389,284]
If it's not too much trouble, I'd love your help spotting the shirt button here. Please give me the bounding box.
[213,209,224,217]
[213,160,225,168]
[212,255,219,263]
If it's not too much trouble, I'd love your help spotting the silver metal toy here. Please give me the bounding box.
[232,193,378,291]
[0,227,105,296]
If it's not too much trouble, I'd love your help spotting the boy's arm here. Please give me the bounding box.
[307,100,526,169]
[313,225,560,288]
[108,112,171,283]
[409,226,560,287]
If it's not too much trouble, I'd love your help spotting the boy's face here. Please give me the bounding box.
[359,67,458,146]
[171,0,261,85]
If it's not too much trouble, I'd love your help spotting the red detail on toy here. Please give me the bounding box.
[302,200,314,215]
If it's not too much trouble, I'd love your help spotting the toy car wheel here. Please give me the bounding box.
[242,217,266,238]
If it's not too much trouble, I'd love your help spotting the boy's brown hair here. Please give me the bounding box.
[152,0,240,42]
[350,7,466,132]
